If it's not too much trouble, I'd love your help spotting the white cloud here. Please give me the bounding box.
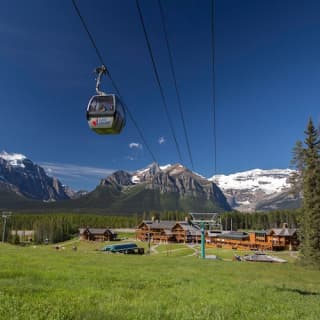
[39,162,117,191]
[129,142,142,149]
[40,162,115,179]
[158,136,165,145]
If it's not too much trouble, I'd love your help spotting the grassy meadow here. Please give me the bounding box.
[0,239,320,320]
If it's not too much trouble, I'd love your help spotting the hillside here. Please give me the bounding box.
[1,243,319,319]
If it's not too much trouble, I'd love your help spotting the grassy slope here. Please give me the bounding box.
[0,242,319,320]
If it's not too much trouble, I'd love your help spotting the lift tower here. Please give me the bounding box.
[189,212,221,259]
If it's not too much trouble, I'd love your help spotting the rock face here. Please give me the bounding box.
[210,169,300,212]
[0,151,70,201]
[101,170,134,188]
[98,163,231,212]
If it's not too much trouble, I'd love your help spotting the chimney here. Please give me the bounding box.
[283,222,288,229]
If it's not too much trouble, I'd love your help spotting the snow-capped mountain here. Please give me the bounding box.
[0,151,70,201]
[210,169,299,212]
[0,151,302,212]
[98,163,231,212]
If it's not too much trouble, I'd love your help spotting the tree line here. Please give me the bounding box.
[0,213,140,244]
[0,209,302,245]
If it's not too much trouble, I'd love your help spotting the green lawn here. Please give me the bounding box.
[0,242,319,320]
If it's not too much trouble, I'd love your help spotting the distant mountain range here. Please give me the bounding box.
[0,151,301,213]
[211,169,301,212]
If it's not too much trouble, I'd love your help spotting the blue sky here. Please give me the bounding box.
[1,0,320,190]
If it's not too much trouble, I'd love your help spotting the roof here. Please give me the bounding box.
[150,221,177,229]
[254,230,267,235]
[268,228,297,236]
[207,231,223,237]
[173,222,201,235]
[139,220,177,230]
[137,220,202,235]
[217,231,250,240]
[79,228,115,235]
[175,222,200,231]
[102,243,137,252]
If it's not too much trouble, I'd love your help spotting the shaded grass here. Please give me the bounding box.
[0,243,319,319]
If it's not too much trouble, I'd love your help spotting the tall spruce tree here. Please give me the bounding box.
[298,119,320,267]
[289,140,305,197]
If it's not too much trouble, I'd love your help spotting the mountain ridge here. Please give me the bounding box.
[0,151,302,213]
[210,168,300,211]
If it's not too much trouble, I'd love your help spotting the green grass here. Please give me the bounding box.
[0,242,319,319]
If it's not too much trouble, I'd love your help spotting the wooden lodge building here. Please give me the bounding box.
[136,220,202,244]
[136,220,299,251]
[207,223,299,251]
[79,228,117,241]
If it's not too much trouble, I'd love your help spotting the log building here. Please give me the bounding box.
[136,220,299,250]
[207,223,299,251]
[136,220,201,243]
[79,228,117,241]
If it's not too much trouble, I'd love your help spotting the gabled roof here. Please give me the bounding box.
[138,220,199,231]
[148,221,177,230]
[79,228,115,235]
[173,222,201,235]
[268,228,297,236]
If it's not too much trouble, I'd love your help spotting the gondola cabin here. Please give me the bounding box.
[86,94,125,134]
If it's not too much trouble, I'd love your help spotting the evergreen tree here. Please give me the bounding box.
[297,119,320,267]
[289,140,305,197]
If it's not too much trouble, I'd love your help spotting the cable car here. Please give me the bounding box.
[86,66,126,135]
[86,94,125,134]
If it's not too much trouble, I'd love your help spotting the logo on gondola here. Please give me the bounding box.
[97,118,112,125]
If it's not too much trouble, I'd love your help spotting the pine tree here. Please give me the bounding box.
[289,140,305,197]
[299,119,320,267]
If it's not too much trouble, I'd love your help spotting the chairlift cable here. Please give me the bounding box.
[136,0,184,164]
[71,0,157,163]
[157,0,195,171]
[211,0,217,175]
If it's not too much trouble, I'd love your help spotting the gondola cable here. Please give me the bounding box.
[157,0,195,171]
[211,0,217,175]
[136,0,184,164]
[72,0,157,162]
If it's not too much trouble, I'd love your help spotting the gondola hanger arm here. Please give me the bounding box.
[94,65,108,96]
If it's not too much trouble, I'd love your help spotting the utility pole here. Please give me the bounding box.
[200,221,205,259]
[2,212,12,243]
[147,225,151,255]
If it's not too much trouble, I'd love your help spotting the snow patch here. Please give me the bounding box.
[0,151,26,168]
[210,168,294,195]
[160,164,172,171]
[131,175,140,184]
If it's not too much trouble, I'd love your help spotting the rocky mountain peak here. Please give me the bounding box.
[99,163,231,211]
[101,170,134,188]
[0,151,70,201]
[211,168,298,211]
